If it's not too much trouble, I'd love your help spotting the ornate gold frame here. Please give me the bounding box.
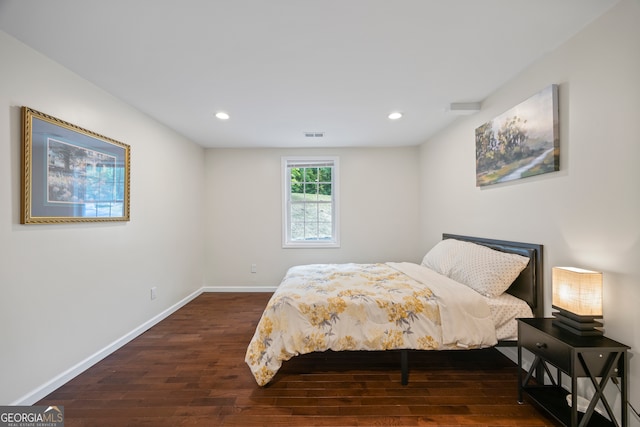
[21,107,130,224]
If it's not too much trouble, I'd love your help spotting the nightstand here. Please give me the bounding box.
[517,318,629,427]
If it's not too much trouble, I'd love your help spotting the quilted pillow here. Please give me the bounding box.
[422,239,530,297]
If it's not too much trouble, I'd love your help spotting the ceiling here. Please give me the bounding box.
[0,0,618,148]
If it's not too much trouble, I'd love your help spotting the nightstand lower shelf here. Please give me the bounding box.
[523,386,614,427]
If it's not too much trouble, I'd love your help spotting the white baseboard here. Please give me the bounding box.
[12,288,204,406]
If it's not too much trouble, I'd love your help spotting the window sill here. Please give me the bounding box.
[282,241,340,249]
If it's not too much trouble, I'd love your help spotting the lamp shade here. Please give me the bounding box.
[552,267,603,317]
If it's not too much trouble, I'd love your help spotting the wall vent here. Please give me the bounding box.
[304,132,325,138]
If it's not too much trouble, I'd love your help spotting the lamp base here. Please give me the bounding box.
[551,308,603,336]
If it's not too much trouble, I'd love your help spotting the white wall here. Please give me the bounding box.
[204,147,421,288]
[0,31,206,404]
[2,0,638,416]
[419,0,640,422]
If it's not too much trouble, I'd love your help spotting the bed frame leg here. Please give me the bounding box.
[401,350,408,385]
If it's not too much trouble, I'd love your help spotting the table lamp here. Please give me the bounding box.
[552,266,603,336]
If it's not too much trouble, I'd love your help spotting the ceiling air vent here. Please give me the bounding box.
[304,132,324,138]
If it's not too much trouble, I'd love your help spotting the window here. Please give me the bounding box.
[282,157,339,248]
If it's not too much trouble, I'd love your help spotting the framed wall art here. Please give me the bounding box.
[475,84,559,187]
[21,107,130,224]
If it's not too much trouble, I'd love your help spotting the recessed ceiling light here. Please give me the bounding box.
[388,112,403,120]
[215,112,230,120]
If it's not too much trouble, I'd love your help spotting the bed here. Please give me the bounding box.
[245,233,543,386]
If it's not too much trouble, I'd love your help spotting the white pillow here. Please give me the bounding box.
[421,239,462,276]
[422,239,530,297]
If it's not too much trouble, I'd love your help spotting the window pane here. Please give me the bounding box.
[319,167,332,182]
[290,167,302,183]
[291,222,305,241]
[305,204,318,222]
[303,168,318,183]
[291,182,303,195]
[318,203,332,222]
[291,203,304,222]
[318,183,332,196]
[304,183,318,201]
[305,223,319,239]
[318,222,332,239]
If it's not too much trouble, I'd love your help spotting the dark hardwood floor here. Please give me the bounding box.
[37,293,559,426]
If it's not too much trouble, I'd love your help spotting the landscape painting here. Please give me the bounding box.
[475,85,559,187]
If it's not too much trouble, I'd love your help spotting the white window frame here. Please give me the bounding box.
[282,156,340,248]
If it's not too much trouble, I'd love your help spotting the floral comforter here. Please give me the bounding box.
[245,262,497,386]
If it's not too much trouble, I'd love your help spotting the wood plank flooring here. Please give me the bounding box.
[37,293,559,426]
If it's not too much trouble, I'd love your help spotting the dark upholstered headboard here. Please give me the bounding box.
[442,233,544,319]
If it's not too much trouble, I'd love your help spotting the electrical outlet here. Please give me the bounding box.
[150,286,157,300]
[251,264,257,273]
